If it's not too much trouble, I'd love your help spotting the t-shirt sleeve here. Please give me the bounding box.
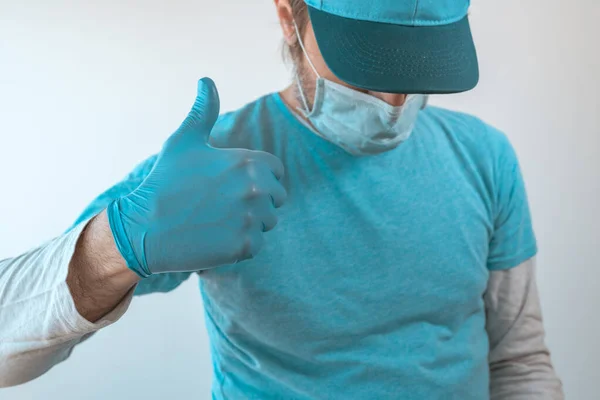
[67,155,193,295]
[487,131,538,271]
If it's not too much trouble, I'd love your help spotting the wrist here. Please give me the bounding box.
[67,210,140,322]
[94,209,140,282]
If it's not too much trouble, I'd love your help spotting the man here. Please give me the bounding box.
[0,0,563,398]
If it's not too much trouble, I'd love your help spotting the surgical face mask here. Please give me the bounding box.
[292,21,429,156]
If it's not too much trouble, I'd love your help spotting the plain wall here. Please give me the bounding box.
[0,0,598,398]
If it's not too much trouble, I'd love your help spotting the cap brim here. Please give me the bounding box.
[308,6,479,94]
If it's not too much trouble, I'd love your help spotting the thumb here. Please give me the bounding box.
[169,77,220,147]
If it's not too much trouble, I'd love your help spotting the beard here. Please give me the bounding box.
[293,58,318,112]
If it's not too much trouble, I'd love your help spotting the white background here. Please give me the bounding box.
[1,0,598,398]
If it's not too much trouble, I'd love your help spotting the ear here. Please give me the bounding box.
[274,0,296,45]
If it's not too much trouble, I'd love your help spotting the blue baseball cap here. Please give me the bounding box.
[305,0,479,94]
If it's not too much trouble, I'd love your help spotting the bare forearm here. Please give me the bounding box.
[67,210,139,322]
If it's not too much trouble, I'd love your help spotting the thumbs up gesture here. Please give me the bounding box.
[107,78,287,277]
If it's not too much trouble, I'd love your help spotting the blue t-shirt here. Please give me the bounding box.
[71,93,537,399]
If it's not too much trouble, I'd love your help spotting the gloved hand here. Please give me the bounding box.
[107,78,287,277]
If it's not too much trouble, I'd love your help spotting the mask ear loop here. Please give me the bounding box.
[294,74,311,114]
[292,19,321,115]
[292,20,320,78]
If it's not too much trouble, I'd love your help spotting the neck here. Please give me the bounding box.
[280,84,303,113]
[278,84,321,135]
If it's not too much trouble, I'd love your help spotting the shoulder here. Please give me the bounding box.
[420,106,518,166]
[209,93,284,150]
[422,106,512,148]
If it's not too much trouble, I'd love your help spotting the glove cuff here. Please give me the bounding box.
[107,200,151,278]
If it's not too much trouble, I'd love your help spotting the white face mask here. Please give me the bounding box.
[293,21,429,156]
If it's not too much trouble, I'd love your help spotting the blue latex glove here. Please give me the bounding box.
[107,78,287,277]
